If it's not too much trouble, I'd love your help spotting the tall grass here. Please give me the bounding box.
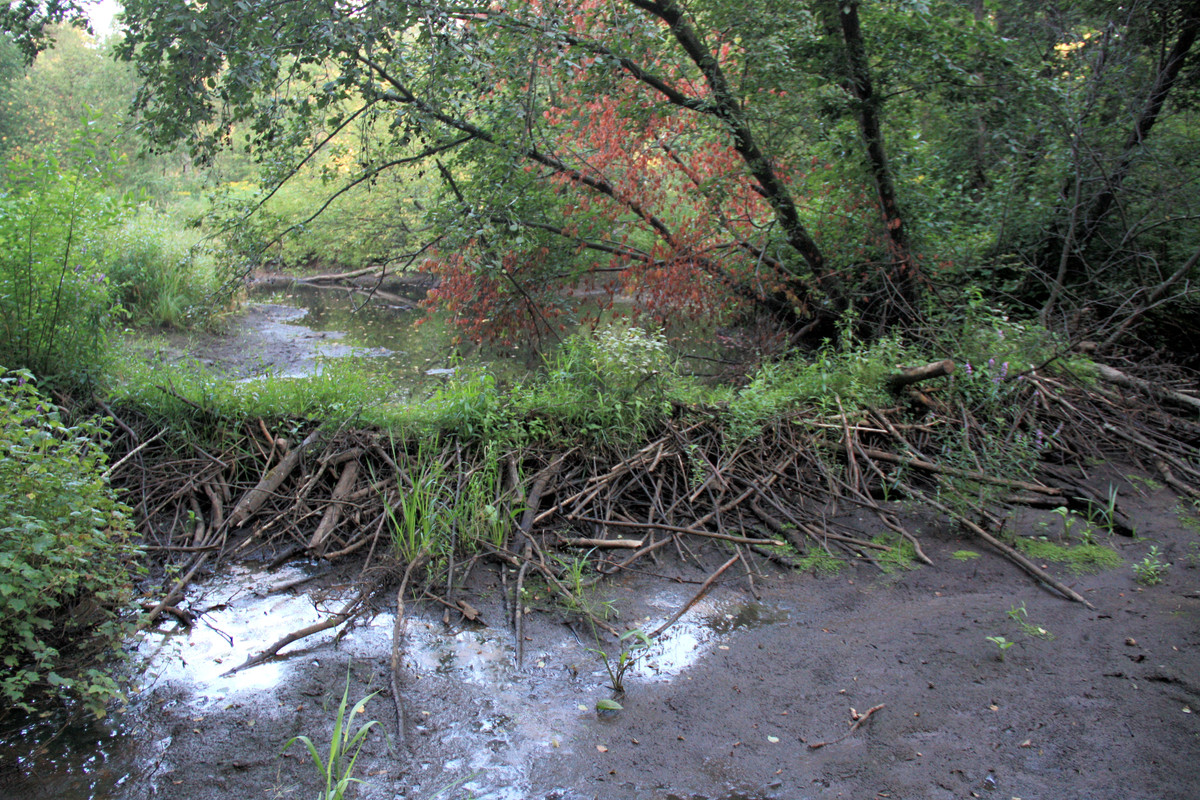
[0,146,121,392]
[90,206,228,329]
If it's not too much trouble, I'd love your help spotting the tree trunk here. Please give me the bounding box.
[1078,0,1200,249]
[835,1,920,322]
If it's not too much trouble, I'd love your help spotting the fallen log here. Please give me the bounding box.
[1096,363,1200,416]
[886,360,955,392]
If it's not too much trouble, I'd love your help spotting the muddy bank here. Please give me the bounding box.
[5,481,1199,800]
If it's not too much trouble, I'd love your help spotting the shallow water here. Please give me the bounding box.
[249,282,536,383]
[0,565,785,800]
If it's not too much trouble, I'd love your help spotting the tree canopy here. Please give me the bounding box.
[1,0,89,60]
[115,0,1200,347]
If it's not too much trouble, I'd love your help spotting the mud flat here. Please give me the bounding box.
[4,480,1199,800]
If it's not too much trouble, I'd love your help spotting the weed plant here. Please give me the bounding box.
[0,139,123,392]
[384,436,452,563]
[108,353,397,427]
[90,205,226,329]
[726,329,908,442]
[589,629,652,695]
[1132,546,1169,585]
[515,322,681,445]
[283,678,379,800]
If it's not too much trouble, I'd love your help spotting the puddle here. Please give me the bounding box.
[628,590,790,681]
[1,567,787,800]
[137,563,346,706]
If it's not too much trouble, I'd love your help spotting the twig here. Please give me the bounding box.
[570,515,781,545]
[807,703,886,749]
[648,552,740,639]
[222,587,369,676]
[392,553,427,748]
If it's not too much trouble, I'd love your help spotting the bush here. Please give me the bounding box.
[0,147,122,392]
[90,205,226,329]
[517,323,679,443]
[0,370,140,718]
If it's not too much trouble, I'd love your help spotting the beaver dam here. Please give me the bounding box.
[4,305,1200,799]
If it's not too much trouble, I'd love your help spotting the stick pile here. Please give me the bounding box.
[107,359,1200,654]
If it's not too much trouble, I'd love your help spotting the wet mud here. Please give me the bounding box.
[4,482,1200,800]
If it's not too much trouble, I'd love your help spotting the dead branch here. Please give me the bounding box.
[648,552,741,639]
[861,448,1061,495]
[391,553,427,748]
[807,703,886,749]
[1095,364,1200,416]
[229,428,323,528]
[886,360,955,392]
[223,587,370,676]
[558,537,644,549]
[308,460,360,552]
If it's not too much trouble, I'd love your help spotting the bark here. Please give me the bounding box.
[834,1,920,318]
[625,0,841,310]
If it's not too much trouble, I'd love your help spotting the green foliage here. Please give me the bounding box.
[985,635,1013,660]
[952,550,981,561]
[108,353,397,427]
[515,324,682,445]
[726,330,908,442]
[1006,602,1053,641]
[283,677,379,800]
[426,367,509,440]
[1132,546,1169,586]
[0,370,139,717]
[873,534,917,573]
[0,1,89,62]
[1012,537,1122,576]
[459,442,508,551]
[0,137,123,392]
[89,206,227,329]
[794,548,843,576]
[384,436,452,564]
[588,629,652,695]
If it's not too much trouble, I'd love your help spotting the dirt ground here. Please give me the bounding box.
[4,480,1199,800]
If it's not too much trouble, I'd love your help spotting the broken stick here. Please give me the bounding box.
[807,703,886,749]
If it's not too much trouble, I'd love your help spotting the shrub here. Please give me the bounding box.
[517,323,679,443]
[0,146,122,393]
[0,370,140,718]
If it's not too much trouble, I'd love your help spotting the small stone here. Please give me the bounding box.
[1125,637,1137,646]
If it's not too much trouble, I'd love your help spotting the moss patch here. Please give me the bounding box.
[1013,537,1122,575]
